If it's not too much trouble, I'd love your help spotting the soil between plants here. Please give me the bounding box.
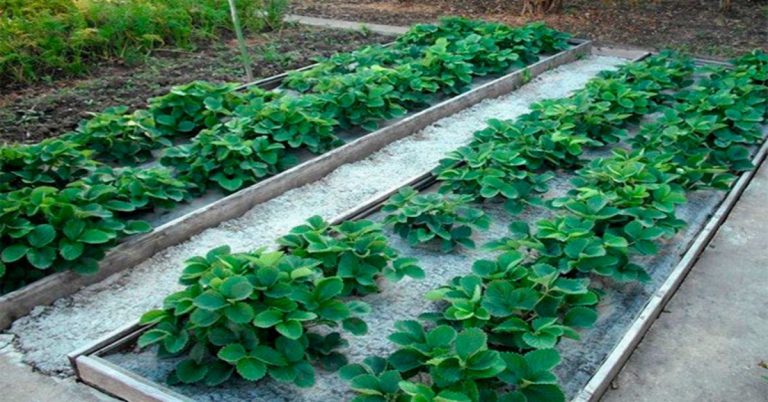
[0,25,389,144]
[7,55,625,377]
[290,0,768,58]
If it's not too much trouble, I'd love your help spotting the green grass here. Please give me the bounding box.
[0,0,286,86]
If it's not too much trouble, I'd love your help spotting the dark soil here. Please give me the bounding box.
[0,24,388,144]
[291,0,768,57]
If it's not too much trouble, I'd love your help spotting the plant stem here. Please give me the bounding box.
[227,0,254,82]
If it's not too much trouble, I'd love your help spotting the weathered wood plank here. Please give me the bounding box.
[76,356,193,402]
[573,130,768,402]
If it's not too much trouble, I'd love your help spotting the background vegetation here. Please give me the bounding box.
[0,0,289,86]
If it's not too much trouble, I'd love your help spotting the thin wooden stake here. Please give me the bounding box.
[227,0,254,82]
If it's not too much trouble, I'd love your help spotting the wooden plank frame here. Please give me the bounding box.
[68,54,768,402]
[573,129,768,402]
[0,40,591,330]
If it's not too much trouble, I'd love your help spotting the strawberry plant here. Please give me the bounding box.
[283,45,408,93]
[137,246,369,387]
[435,141,555,214]
[382,187,490,252]
[161,130,294,194]
[148,82,274,137]
[599,50,695,93]
[312,67,416,132]
[732,49,768,85]
[0,138,99,192]
[416,38,475,94]
[0,185,151,293]
[277,216,424,296]
[231,95,342,153]
[78,167,190,211]
[67,106,169,165]
[343,321,572,402]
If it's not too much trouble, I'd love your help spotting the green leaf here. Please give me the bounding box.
[1,244,28,263]
[521,384,565,402]
[80,229,112,244]
[28,224,56,248]
[219,276,253,300]
[276,320,303,339]
[315,277,344,301]
[193,290,228,310]
[26,247,56,269]
[342,317,368,335]
[236,357,267,381]
[218,343,247,363]
[59,239,84,261]
[524,349,561,374]
[139,310,167,325]
[137,329,169,347]
[251,345,287,366]
[455,328,486,361]
[253,309,283,328]
[224,302,255,324]
[426,325,457,348]
[124,220,152,235]
[204,361,234,386]
[564,307,598,328]
[176,359,209,384]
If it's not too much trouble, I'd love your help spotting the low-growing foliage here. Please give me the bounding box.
[383,187,490,252]
[231,95,342,153]
[0,0,273,85]
[277,216,424,296]
[148,82,274,137]
[67,106,168,165]
[161,130,294,194]
[0,139,99,192]
[344,48,768,402]
[78,167,190,211]
[138,246,370,387]
[0,185,151,293]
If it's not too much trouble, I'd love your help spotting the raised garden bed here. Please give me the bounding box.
[0,29,591,330]
[70,133,768,402]
[65,51,768,401]
[10,53,625,379]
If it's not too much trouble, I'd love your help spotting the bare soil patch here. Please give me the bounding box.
[291,0,767,57]
[0,25,388,144]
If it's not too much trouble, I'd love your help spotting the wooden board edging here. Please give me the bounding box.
[0,41,591,331]
[573,133,768,402]
[76,356,192,402]
[69,54,768,402]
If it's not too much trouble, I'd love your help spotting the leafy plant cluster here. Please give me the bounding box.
[277,216,424,296]
[0,0,283,85]
[0,185,152,293]
[341,51,768,401]
[382,187,490,252]
[0,18,566,293]
[138,216,424,387]
[434,52,696,215]
[282,18,571,131]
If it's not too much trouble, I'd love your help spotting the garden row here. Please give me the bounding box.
[130,50,767,400]
[0,18,572,294]
[0,0,286,86]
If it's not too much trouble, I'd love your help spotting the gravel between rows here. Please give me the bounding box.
[7,55,626,377]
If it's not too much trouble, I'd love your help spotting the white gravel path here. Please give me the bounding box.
[6,55,625,376]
